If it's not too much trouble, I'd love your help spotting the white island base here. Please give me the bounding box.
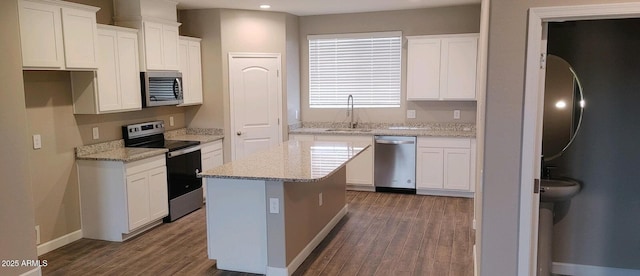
[206,167,348,275]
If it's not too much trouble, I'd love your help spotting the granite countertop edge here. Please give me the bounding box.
[166,134,224,143]
[289,128,476,138]
[76,148,168,162]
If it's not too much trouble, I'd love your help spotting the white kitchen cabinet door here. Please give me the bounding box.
[187,39,203,104]
[441,37,478,100]
[126,171,151,231]
[18,1,64,69]
[143,21,164,70]
[315,135,374,187]
[96,28,120,112]
[148,166,169,220]
[201,140,224,201]
[416,147,444,189]
[162,24,180,70]
[117,30,142,110]
[178,40,190,102]
[407,38,441,100]
[72,25,141,114]
[178,37,204,106]
[406,34,478,101]
[61,7,98,69]
[202,140,224,171]
[443,148,471,191]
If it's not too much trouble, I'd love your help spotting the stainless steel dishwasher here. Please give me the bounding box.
[374,136,416,193]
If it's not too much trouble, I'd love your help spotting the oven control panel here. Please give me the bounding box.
[122,120,165,140]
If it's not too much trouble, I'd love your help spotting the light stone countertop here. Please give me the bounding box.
[76,147,168,162]
[199,140,370,182]
[290,127,475,138]
[289,122,475,138]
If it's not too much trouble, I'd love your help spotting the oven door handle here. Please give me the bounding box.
[167,146,201,158]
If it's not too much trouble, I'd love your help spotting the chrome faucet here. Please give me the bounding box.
[347,94,357,128]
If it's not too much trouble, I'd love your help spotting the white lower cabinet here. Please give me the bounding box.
[416,137,476,197]
[201,140,224,200]
[78,155,168,241]
[290,134,374,190]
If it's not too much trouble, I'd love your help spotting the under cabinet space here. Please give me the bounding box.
[18,0,99,70]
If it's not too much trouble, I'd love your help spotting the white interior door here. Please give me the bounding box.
[229,54,282,160]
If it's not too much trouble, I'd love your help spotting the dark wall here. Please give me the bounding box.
[547,19,640,269]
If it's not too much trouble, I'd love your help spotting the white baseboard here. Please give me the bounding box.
[266,204,349,276]
[19,266,41,276]
[473,245,478,276]
[37,229,82,256]
[416,189,474,198]
[552,262,640,276]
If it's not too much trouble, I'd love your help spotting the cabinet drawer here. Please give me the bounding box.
[201,140,223,154]
[418,137,470,148]
[126,155,166,176]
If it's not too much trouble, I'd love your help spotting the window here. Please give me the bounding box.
[308,31,402,108]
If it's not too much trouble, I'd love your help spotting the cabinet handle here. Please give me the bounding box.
[237,131,242,136]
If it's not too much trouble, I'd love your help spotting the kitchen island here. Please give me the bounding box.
[199,140,370,276]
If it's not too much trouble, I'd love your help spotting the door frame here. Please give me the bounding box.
[519,3,640,275]
[228,52,283,161]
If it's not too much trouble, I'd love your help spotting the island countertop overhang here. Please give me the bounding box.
[198,140,371,182]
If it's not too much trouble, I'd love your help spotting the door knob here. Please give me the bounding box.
[237,131,242,136]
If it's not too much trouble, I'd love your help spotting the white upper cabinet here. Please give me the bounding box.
[18,0,99,70]
[71,25,141,114]
[407,34,478,101]
[113,0,181,71]
[178,36,204,106]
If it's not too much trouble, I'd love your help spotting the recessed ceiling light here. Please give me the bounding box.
[260,4,271,9]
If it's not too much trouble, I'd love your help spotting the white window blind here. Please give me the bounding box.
[309,31,402,108]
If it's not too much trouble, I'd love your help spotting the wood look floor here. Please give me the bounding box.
[41,191,474,276]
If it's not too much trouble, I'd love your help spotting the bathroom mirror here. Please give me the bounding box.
[542,55,584,161]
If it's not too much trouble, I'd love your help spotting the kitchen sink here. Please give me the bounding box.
[325,128,372,132]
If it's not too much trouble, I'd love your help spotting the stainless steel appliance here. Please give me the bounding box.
[374,136,416,193]
[123,120,202,222]
[141,71,183,107]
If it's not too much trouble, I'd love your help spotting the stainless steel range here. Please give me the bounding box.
[122,121,203,222]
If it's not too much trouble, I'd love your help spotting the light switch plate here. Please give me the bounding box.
[169,116,174,126]
[92,127,99,140]
[319,193,323,206]
[33,134,41,149]
[269,198,279,214]
[407,110,416,119]
[454,110,461,120]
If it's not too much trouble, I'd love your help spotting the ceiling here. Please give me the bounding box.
[176,0,480,16]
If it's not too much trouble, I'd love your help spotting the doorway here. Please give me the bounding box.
[228,53,282,160]
[520,3,640,275]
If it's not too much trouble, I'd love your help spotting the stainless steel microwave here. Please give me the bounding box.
[141,71,184,107]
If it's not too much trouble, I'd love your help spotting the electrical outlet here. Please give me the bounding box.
[92,127,99,140]
[35,225,40,245]
[269,198,279,214]
[169,116,174,126]
[407,110,416,119]
[319,193,323,206]
[33,134,42,149]
[454,110,461,120]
